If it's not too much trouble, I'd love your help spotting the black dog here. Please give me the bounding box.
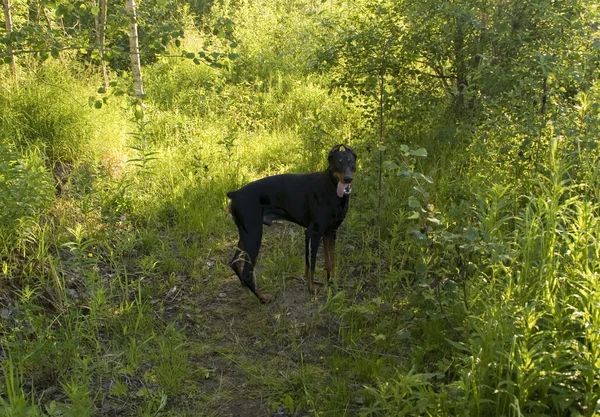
[227,144,357,303]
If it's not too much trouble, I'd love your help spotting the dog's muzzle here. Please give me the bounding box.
[337,181,352,198]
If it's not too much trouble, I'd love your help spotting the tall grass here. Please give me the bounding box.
[1,2,600,416]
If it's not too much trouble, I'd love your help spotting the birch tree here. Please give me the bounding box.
[2,0,16,81]
[95,0,109,91]
[124,0,144,98]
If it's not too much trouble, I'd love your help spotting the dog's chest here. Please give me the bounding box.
[332,199,348,222]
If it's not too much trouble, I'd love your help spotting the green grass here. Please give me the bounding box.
[2,4,600,416]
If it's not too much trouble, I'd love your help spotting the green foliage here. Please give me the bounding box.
[0,142,53,250]
[1,0,600,415]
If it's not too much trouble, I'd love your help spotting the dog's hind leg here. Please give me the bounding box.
[229,239,245,279]
[239,222,272,303]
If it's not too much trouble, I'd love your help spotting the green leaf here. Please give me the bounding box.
[414,172,433,183]
[98,87,106,94]
[408,211,420,220]
[94,100,102,109]
[409,148,428,157]
[91,6,100,15]
[408,196,421,208]
[441,231,461,240]
[464,225,478,241]
[175,39,181,48]
[446,338,469,352]
[443,279,457,291]
[382,160,399,170]
[426,216,440,224]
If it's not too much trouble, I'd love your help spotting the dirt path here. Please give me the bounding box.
[166,226,337,416]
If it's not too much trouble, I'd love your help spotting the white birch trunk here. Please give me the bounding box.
[124,0,144,97]
[95,0,109,91]
[2,0,17,80]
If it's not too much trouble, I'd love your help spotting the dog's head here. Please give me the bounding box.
[328,144,357,198]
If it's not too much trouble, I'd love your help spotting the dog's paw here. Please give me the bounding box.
[259,293,273,303]
[308,281,324,294]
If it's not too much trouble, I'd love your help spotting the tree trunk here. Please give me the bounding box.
[453,15,467,117]
[2,0,17,81]
[124,0,144,98]
[95,0,109,91]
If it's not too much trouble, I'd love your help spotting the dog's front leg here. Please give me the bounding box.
[305,229,323,294]
[323,231,336,282]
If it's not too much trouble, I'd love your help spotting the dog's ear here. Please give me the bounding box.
[341,144,357,160]
[328,144,357,164]
[328,144,343,164]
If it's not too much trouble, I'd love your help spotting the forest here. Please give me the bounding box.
[1,0,600,415]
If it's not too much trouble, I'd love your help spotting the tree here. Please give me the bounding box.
[95,0,109,91]
[125,0,144,97]
[2,0,16,81]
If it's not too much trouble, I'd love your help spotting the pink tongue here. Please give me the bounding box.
[337,182,346,198]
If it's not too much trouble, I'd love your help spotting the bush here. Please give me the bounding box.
[0,141,54,250]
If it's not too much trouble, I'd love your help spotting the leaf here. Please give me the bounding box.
[94,100,102,109]
[383,160,399,170]
[408,196,420,208]
[398,169,412,180]
[443,279,457,291]
[441,231,460,240]
[446,338,469,352]
[464,225,478,241]
[373,334,386,342]
[408,211,420,220]
[397,329,411,340]
[97,87,106,94]
[409,148,428,157]
[414,172,433,183]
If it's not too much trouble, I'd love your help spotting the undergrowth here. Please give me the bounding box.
[1,0,600,416]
